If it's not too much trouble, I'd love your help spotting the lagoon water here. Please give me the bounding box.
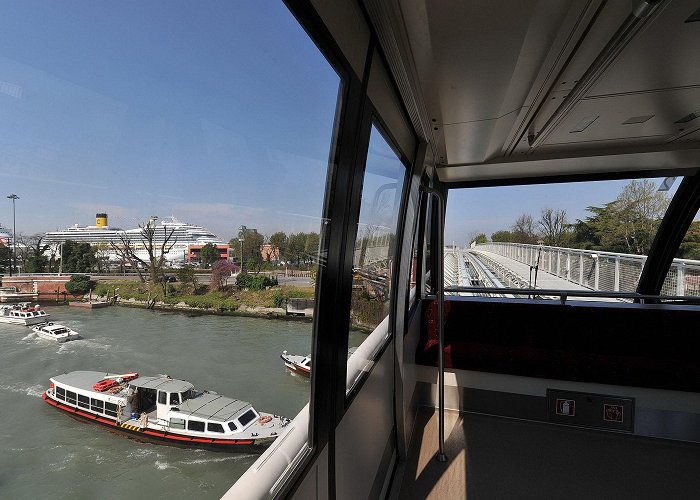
[0,305,363,499]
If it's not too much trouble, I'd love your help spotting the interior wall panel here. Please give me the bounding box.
[368,48,417,159]
[335,341,396,500]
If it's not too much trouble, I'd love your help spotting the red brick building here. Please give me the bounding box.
[187,244,230,263]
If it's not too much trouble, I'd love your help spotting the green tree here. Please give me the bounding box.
[269,231,288,262]
[303,232,320,266]
[175,265,197,291]
[491,230,515,242]
[677,221,700,260]
[473,233,488,244]
[199,243,219,268]
[230,227,265,272]
[23,235,50,273]
[61,240,97,273]
[287,232,307,266]
[0,243,10,272]
[571,180,669,255]
[65,274,96,294]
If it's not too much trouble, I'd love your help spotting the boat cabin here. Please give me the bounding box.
[127,376,195,421]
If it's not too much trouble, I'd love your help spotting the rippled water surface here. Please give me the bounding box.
[0,305,359,499]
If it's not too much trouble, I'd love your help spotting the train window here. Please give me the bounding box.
[1,0,342,496]
[347,124,408,386]
[445,178,680,301]
[661,206,700,296]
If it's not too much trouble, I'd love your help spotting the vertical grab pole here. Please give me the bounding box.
[421,185,448,463]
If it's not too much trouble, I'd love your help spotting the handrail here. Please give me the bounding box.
[475,242,700,297]
[421,185,447,463]
[444,285,700,305]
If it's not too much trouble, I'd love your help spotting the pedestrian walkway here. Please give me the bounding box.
[473,250,592,292]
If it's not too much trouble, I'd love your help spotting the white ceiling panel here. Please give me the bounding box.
[587,0,700,97]
[543,87,700,146]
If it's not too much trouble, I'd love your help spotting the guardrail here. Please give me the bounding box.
[475,242,700,296]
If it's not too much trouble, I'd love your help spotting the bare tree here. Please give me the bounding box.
[512,213,537,244]
[109,218,177,289]
[110,235,147,282]
[538,208,568,246]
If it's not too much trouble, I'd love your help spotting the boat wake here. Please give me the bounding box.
[180,455,255,465]
[57,339,111,354]
[0,382,45,398]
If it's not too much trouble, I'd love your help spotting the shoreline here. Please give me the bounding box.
[98,297,316,323]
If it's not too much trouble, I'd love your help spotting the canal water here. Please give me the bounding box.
[0,305,365,499]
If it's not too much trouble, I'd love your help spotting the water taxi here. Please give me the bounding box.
[0,303,49,326]
[43,371,290,451]
[32,322,81,343]
[280,351,311,377]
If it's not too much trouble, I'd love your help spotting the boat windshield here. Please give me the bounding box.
[53,328,69,334]
[181,389,195,402]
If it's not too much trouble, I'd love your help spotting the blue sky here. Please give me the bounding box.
[0,1,340,241]
[0,2,684,247]
[444,177,680,245]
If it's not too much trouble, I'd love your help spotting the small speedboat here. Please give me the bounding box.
[32,322,81,342]
[43,371,290,451]
[281,351,311,377]
[0,303,50,325]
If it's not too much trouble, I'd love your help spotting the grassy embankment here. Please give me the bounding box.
[94,280,315,315]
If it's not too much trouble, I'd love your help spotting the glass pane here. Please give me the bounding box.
[0,2,341,497]
[348,125,407,388]
[445,178,680,301]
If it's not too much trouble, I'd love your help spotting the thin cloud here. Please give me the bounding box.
[0,172,107,190]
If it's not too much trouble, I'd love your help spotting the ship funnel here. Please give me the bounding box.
[96,213,108,228]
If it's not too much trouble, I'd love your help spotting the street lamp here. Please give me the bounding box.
[7,194,19,276]
[238,225,247,274]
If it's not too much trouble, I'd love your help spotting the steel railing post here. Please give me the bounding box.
[676,264,685,296]
[614,256,621,292]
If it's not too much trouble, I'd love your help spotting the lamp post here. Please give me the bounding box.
[238,225,247,274]
[7,194,19,276]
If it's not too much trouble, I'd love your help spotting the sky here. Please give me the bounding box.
[0,2,686,247]
[444,177,681,245]
[0,1,340,242]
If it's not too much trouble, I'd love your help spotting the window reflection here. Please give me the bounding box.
[348,124,407,376]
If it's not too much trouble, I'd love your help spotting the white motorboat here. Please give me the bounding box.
[44,371,290,451]
[281,351,311,377]
[0,303,50,326]
[32,322,81,343]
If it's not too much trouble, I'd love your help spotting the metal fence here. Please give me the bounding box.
[475,242,700,296]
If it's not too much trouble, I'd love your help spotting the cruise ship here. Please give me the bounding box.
[43,214,223,263]
[0,224,11,246]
